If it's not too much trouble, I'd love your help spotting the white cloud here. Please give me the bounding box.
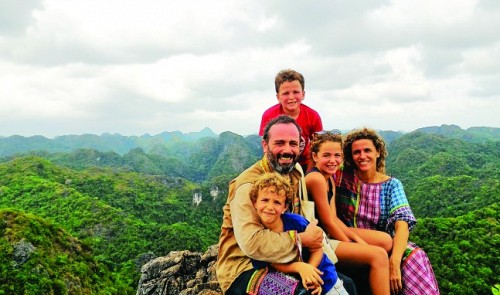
[459,42,500,75]
[369,0,478,28]
[0,0,499,138]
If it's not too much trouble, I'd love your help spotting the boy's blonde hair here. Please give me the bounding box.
[249,172,293,207]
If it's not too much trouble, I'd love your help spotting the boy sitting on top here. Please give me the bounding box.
[259,69,323,172]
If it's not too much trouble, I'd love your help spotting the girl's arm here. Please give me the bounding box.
[306,173,350,242]
[329,185,368,244]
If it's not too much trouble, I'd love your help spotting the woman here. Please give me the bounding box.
[305,131,391,295]
[337,128,439,294]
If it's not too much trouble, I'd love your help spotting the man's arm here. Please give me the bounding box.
[298,219,323,250]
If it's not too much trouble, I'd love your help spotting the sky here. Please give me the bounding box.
[0,0,499,138]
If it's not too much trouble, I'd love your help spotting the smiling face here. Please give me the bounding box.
[253,186,287,231]
[312,140,343,176]
[351,139,380,173]
[276,80,305,117]
[262,123,301,174]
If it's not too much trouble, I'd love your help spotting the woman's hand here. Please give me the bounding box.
[389,255,402,294]
[351,234,368,245]
[390,221,409,294]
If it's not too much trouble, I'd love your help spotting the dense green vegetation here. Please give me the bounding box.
[411,203,499,295]
[0,125,498,294]
[387,131,500,218]
[385,130,499,294]
[0,209,128,294]
[0,157,227,294]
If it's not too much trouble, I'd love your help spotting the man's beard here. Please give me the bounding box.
[266,150,298,174]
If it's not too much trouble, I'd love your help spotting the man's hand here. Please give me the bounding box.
[299,219,323,250]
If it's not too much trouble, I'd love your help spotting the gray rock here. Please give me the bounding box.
[137,244,221,295]
[13,239,36,267]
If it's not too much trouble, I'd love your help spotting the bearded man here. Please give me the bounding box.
[216,115,355,295]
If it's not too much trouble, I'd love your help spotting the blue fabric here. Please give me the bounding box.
[378,178,417,236]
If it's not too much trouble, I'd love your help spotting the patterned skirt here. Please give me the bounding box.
[401,242,440,295]
[247,267,299,295]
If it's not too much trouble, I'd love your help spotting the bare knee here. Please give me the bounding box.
[370,246,389,269]
[380,232,392,253]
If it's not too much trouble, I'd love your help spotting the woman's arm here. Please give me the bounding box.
[389,220,409,294]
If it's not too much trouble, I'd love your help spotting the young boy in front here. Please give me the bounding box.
[259,69,323,172]
[249,172,348,295]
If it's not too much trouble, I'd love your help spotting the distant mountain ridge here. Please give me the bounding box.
[0,127,218,157]
[0,131,261,183]
[415,124,499,142]
[0,124,498,158]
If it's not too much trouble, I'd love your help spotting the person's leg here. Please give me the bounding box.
[336,267,369,295]
[337,272,357,295]
[225,269,254,295]
[325,278,350,295]
[351,228,393,253]
[335,242,389,295]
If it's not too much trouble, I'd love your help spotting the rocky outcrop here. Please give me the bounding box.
[13,239,36,267]
[136,244,222,295]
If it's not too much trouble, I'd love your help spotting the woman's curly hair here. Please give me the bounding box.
[343,128,387,174]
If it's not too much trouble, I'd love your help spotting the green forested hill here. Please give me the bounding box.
[3,131,261,183]
[416,125,500,143]
[411,203,499,295]
[0,156,226,294]
[0,126,498,294]
[0,209,126,294]
[385,130,499,294]
[387,131,500,218]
